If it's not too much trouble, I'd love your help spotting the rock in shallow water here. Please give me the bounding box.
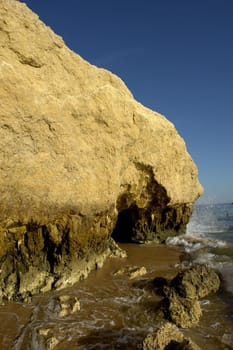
[143,322,202,350]
[170,264,221,299]
[153,264,221,328]
[162,291,202,328]
[113,265,147,279]
[0,0,202,302]
[47,294,81,318]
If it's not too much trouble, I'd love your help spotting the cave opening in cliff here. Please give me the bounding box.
[112,205,139,243]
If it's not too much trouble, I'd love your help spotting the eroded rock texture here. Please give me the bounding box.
[155,265,221,328]
[143,322,202,350]
[0,0,203,301]
[170,264,221,299]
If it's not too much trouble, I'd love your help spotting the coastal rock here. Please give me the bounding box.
[45,337,59,350]
[113,265,147,279]
[155,265,221,328]
[143,322,202,350]
[0,0,202,301]
[47,295,80,318]
[38,329,60,350]
[161,290,202,328]
[170,264,221,299]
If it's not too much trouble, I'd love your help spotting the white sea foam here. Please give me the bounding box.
[166,235,203,252]
[200,299,211,306]
[193,252,217,265]
[166,233,226,254]
[167,203,229,253]
[218,263,233,293]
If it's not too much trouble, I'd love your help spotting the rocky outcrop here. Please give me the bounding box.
[141,265,220,348]
[47,295,81,318]
[153,264,221,328]
[169,264,221,299]
[143,322,202,350]
[161,290,202,328]
[113,265,147,279]
[0,0,203,301]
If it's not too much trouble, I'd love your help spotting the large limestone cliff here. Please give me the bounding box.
[0,0,203,301]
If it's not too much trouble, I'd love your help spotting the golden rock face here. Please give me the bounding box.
[0,0,203,301]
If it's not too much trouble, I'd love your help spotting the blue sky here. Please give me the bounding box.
[21,0,233,204]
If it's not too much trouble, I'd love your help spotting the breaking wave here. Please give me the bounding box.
[166,203,233,294]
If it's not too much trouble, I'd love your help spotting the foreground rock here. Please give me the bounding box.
[170,264,221,299]
[113,265,147,279]
[47,295,81,318]
[38,329,59,350]
[161,290,202,328]
[0,0,202,302]
[154,264,221,328]
[143,322,201,350]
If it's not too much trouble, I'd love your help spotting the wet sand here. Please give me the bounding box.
[0,244,181,349]
[0,243,232,349]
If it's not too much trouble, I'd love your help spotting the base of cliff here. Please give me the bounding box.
[0,214,127,304]
[0,202,194,303]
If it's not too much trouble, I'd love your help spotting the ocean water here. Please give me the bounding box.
[167,203,233,349]
[0,204,232,349]
[167,203,233,293]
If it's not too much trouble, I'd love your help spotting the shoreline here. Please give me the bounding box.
[0,242,183,349]
[0,242,229,349]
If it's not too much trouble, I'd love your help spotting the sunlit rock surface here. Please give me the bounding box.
[143,322,202,350]
[153,264,221,328]
[0,0,203,301]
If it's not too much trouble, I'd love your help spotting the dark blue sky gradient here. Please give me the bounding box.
[21,0,233,203]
